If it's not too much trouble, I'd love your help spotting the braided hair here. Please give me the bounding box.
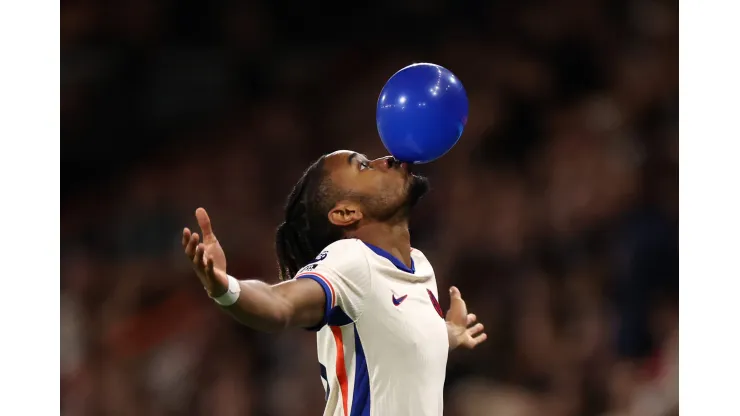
[275,156,345,280]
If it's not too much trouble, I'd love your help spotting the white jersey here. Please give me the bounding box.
[295,238,449,416]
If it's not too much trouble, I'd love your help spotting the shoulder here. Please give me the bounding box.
[318,238,366,261]
[297,239,369,275]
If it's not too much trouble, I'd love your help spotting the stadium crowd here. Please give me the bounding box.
[61,0,677,414]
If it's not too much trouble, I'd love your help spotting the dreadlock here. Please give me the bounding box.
[275,156,345,280]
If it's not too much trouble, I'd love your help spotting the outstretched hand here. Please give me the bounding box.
[446,286,487,350]
[182,208,229,297]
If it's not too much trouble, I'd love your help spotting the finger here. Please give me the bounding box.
[470,332,488,347]
[467,323,484,337]
[195,208,216,242]
[185,232,200,257]
[466,313,477,326]
[194,243,206,268]
[205,255,216,277]
[449,286,462,300]
[182,228,192,248]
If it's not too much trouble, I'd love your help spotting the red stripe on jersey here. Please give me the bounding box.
[331,326,350,416]
[314,273,336,308]
[295,272,336,308]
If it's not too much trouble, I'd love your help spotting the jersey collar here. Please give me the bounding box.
[362,242,416,274]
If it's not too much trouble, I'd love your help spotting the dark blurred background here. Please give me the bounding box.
[61,0,678,415]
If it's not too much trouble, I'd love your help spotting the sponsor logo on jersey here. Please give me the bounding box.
[392,294,408,306]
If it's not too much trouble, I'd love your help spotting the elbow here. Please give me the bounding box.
[225,283,298,333]
[255,303,293,333]
[236,315,287,334]
[223,303,291,333]
[261,310,291,333]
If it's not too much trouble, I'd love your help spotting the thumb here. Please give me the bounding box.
[449,286,462,300]
[448,286,466,316]
[195,208,216,242]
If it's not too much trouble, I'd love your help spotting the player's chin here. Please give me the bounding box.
[410,172,429,189]
[407,175,430,206]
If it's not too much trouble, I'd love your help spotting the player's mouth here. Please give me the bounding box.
[403,162,416,177]
[388,157,411,174]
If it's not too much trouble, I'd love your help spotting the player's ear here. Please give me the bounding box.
[328,200,363,227]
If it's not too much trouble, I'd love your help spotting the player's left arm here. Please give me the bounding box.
[445,286,487,350]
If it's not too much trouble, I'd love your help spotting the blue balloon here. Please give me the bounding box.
[376,63,469,164]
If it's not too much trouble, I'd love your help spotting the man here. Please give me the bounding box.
[183,150,487,415]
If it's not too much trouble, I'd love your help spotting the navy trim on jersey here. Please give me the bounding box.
[351,325,371,416]
[319,363,330,401]
[363,242,416,274]
[296,274,332,331]
[327,306,353,326]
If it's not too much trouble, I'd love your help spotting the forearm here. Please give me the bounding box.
[216,279,293,332]
[215,277,325,333]
[181,212,324,332]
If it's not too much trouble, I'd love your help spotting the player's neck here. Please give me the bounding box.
[352,221,412,268]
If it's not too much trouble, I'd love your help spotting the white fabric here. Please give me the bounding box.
[295,238,448,416]
[211,274,241,306]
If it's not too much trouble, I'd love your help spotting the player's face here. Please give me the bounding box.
[323,150,428,221]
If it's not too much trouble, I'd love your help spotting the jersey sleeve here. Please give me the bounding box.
[294,239,371,330]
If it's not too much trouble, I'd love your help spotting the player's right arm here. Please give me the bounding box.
[203,270,327,333]
[182,208,367,333]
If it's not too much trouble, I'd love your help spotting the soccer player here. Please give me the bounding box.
[182,150,487,416]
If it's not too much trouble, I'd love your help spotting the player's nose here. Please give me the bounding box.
[369,156,400,171]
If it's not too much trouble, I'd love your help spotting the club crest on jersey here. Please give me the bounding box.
[427,289,444,319]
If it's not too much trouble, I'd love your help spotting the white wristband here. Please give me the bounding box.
[211,274,241,306]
